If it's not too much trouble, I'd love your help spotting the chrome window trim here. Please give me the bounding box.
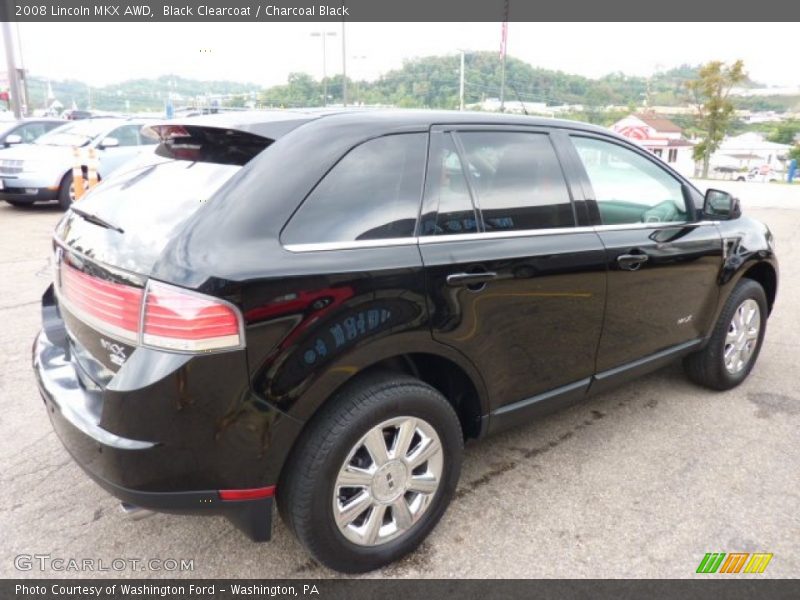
[419,226,596,244]
[281,220,722,252]
[283,237,418,253]
[592,220,720,232]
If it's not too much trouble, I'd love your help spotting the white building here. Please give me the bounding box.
[711,132,790,171]
[611,113,696,177]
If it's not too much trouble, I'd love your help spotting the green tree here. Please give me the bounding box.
[226,94,247,108]
[768,121,800,145]
[686,60,747,178]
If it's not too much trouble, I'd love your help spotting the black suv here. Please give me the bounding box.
[33,110,778,573]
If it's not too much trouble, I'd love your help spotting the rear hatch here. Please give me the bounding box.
[50,116,310,384]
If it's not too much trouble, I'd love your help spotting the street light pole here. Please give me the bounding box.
[311,31,337,107]
[341,11,347,106]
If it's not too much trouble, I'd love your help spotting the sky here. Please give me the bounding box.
[4,22,799,88]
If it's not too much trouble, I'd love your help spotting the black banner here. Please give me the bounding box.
[2,0,800,22]
[4,579,800,600]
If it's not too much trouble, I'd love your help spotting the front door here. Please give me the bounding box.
[568,134,723,373]
[419,128,607,416]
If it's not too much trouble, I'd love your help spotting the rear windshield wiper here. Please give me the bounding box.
[70,206,125,234]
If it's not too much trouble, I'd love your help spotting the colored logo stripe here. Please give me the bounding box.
[719,553,749,573]
[697,553,726,573]
[744,553,773,574]
[697,552,773,574]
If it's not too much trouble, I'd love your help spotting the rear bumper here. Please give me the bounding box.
[32,285,304,541]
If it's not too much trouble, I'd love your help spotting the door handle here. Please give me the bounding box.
[617,253,649,271]
[446,272,498,287]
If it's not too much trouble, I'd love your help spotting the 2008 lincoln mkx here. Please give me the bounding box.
[33,110,778,573]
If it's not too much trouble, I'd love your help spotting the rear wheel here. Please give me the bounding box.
[683,279,767,390]
[277,371,462,573]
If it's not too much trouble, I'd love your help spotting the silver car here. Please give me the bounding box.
[0,117,156,209]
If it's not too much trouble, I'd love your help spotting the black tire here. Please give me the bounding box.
[57,172,74,210]
[277,371,463,573]
[683,279,768,390]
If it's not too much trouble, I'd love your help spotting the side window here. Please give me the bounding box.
[282,133,427,245]
[420,132,477,236]
[572,136,688,225]
[18,123,48,142]
[456,131,575,232]
[108,125,140,147]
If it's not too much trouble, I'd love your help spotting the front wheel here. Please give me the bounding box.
[57,172,75,210]
[683,279,768,390]
[277,372,463,573]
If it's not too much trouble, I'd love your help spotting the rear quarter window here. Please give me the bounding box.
[281,133,427,246]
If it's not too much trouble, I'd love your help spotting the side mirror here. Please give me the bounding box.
[4,134,22,145]
[99,136,119,149]
[703,188,741,220]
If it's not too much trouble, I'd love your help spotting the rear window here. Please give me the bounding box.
[281,133,427,246]
[146,124,274,166]
[58,157,242,273]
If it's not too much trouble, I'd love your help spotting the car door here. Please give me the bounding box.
[7,121,57,145]
[97,124,147,176]
[419,127,607,430]
[567,134,723,377]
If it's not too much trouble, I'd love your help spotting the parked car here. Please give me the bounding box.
[33,110,778,573]
[0,118,64,148]
[62,109,96,120]
[0,117,156,208]
[736,166,780,182]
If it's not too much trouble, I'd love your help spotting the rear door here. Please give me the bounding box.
[419,127,607,420]
[567,134,722,373]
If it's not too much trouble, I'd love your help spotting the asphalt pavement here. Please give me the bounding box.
[0,180,797,579]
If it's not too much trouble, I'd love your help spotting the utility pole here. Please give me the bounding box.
[341,6,347,106]
[15,22,30,115]
[459,50,465,111]
[499,0,509,112]
[1,21,24,117]
[311,31,337,106]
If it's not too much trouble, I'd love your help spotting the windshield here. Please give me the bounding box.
[36,120,115,147]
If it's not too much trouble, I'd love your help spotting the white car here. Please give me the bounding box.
[0,117,157,209]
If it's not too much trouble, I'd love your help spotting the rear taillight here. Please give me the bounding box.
[57,261,243,353]
[142,281,243,352]
[59,261,143,343]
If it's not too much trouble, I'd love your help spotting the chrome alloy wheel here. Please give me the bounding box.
[332,416,443,547]
[724,298,761,374]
